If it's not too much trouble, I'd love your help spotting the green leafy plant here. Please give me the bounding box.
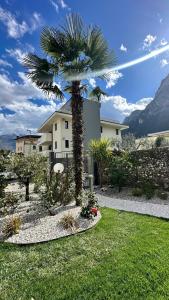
[81,192,99,219]
[142,182,155,199]
[0,193,19,215]
[10,153,48,201]
[132,187,143,197]
[42,169,75,208]
[60,213,79,230]
[89,138,112,187]
[156,190,168,200]
[3,216,21,238]
[110,153,132,192]
[155,136,165,148]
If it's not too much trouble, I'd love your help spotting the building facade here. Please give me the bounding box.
[15,135,41,155]
[37,99,128,157]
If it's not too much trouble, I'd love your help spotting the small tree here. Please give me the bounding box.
[121,133,154,151]
[10,154,48,201]
[89,138,112,187]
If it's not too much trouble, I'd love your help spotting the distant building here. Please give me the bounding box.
[15,135,41,155]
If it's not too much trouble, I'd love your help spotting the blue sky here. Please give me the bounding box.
[1,0,169,134]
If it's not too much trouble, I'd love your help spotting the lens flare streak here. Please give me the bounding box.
[66,44,169,81]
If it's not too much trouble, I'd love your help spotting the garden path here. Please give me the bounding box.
[97,194,169,219]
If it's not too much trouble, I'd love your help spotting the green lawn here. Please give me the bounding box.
[1,209,169,300]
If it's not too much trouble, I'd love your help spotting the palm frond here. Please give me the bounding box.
[85,26,116,75]
[40,27,67,59]
[89,86,108,101]
[23,53,64,99]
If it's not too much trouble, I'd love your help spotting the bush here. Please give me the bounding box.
[42,169,75,208]
[3,216,21,238]
[0,193,19,215]
[132,187,143,197]
[109,154,132,192]
[60,213,79,230]
[142,182,155,199]
[156,190,168,200]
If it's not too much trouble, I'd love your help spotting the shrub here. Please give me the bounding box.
[155,136,165,148]
[156,190,168,200]
[132,187,143,197]
[142,182,155,199]
[3,216,21,238]
[109,154,132,192]
[60,213,79,230]
[42,169,75,208]
[0,193,19,215]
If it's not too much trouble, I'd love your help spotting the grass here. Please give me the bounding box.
[1,208,169,299]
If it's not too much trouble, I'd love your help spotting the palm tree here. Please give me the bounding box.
[23,14,116,205]
[89,86,108,102]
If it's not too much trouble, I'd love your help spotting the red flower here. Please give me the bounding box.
[90,207,98,216]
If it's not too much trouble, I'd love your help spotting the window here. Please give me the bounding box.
[65,121,69,129]
[55,141,57,149]
[49,145,52,151]
[39,146,42,152]
[33,145,36,150]
[100,126,103,133]
[65,140,69,148]
[55,123,57,131]
[116,129,119,135]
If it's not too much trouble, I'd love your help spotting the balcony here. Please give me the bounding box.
[39,133,52,145]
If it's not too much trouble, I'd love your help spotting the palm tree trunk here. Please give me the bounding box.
[71,81,83,205]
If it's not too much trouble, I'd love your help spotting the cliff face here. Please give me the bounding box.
[124,75,169,137]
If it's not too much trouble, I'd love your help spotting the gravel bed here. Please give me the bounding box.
[0,201,101,244]
[95,186,169,205]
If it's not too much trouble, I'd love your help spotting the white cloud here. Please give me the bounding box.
[88,78,96,88]
[0,6,42,39]
[160,59,169,67]
[143,34,157,49]
[106,71,123,89]
[0,72,62,134]
[6,44,34,64]
[120,44,127,52]
[102,95,153,116]
[6,48,26,63]
[49,0,59,12]
[0,58,12,68]
[59,0,68,9]
[160,38,168,46]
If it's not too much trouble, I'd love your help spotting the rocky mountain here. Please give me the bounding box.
[0,134,16,151]
[124,74,169,137]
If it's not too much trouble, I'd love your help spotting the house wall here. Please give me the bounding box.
[52,116,73,154]
[16,138,39,155]
[101,124,122,141]
[16,140,25,153]
[41,116,124,157]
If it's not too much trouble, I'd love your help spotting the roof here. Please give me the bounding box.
[15,135,41,140]
[38,99,129,132]
[148,130,169,137]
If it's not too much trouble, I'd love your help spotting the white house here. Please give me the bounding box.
[37,99,128,157]
[15,135,41,156]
